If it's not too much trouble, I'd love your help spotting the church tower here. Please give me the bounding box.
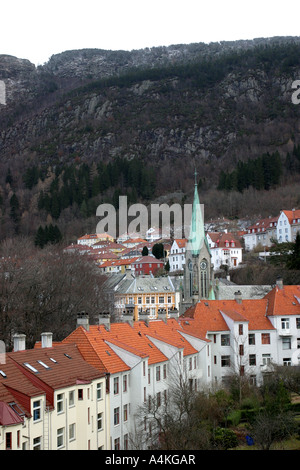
[180,172,214,313]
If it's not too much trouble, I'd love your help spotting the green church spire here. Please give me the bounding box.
[187,169,209,256]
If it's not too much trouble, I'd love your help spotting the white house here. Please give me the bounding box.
[277,209,300,243]
[179,281,300,387]
[207,232,243,270]
[169,239,187,272]
[243,216,278,251]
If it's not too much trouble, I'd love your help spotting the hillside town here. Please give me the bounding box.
[0,181,299,451]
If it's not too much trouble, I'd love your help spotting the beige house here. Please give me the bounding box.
[0,334,110,450]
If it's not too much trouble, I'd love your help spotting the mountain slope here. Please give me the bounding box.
[0,37,300,241]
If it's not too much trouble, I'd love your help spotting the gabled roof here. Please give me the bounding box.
[63,323,168,370]
[180,297,275,337]
[173,239,187,248]
[133,319,201,356]
[265,285,300,316]
[0,344,105,419]
[281,209,300,223]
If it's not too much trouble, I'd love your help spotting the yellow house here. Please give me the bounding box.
[0,334,110,450]
[113,275,178,321]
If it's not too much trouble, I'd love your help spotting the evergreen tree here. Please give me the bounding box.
[35,225,46,248]
[287,232,300,270]
[5,168,13,186]
[10,193,20,224]
[142,246,149,256]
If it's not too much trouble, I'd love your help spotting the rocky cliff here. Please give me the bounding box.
[0,37,300,240]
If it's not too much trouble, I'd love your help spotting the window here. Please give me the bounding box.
[78,389,83,400]
[97,382,102,400]
[156,366,161,381]
[123,404,128,421]
[69,390,75,407]
[33,400,41,421]
[33,436,41,450]
[123,374,128,392]
[283,358,292,366]
[282,337,291,350]
[239,324,243,335]
[239,344,244,356]
[5,432,12,450]
[281,318,290,329]
[57,393,64,413]
[262,354,271,365]
[69,423,76,441]
[296,318,300,329]
[148,368,151,384]
[221,355,230,367]
[248,334,255,345]
[261,333,270,344]
[124,434,129,450]
[221,334,230,346]
[114,377,119,395]
[163,364,167,379]
[57,427,64,449]
[156,391,161,407]
[97,413,103,431]
[249,354,256,366]
[159,296,164,303]
[114,438,120,450]
[114,407,120,426]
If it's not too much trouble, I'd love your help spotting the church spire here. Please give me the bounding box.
[187,170,205,256]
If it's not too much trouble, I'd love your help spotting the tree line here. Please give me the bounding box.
[35,157,156,220]
[217,151,283,192]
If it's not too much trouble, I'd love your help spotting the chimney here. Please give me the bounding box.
[276,277,283,289]
[41,332,53,348]
[234,290,242,304]
[98,314,110,330]
[77,312,90,331]
[13,334,26,352]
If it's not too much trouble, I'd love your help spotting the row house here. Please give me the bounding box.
[169,239,187,272]
[0,335,109,450]
[207,232,243,270]
[180,281,300,387]
[63,316,209,450]
[277,209,300,243]
[77,233,114,246]
[98,258,139,275]
[243,216,278,251]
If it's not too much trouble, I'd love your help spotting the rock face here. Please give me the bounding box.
[0,36,300,185]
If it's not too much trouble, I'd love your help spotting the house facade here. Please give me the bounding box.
[277,209,300,243]
[169,239,187,272]
[63,316,210,450]
[180,281,300,386]
[207,232,243,270]
[132,255,164,276]
[243,216,278,251]
[112,275,178,321]
[0,335,109,450]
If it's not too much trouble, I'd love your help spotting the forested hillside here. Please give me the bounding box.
[1,38,300,242]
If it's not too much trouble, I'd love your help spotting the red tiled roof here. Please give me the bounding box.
[282,209,300,224]
[265,285,300,316]
[180,297,275,337]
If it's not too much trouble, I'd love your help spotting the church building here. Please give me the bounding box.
[180,175,215,313]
